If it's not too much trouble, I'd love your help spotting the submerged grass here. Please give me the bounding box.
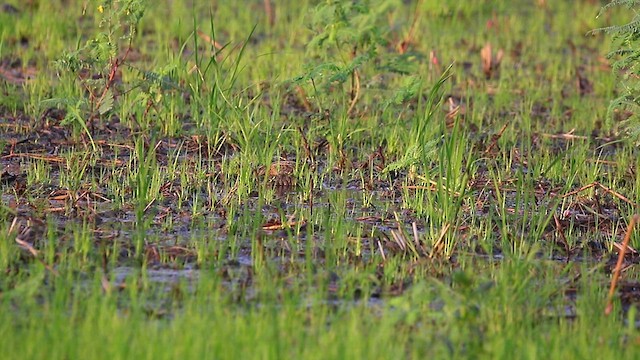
[1,0,640,358]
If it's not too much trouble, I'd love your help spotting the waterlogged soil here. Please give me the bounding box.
[1,109,639,316]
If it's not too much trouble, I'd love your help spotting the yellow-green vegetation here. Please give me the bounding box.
[1,0,639,358]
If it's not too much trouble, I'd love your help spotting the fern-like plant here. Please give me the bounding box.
[46,0,179,149]
[48,1,145,148]
[293,0,418,115]
[593,0,640,143]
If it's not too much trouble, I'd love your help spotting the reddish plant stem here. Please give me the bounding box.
[605,214,639,315]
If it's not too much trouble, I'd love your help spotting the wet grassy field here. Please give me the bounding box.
[1,0,640,358]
